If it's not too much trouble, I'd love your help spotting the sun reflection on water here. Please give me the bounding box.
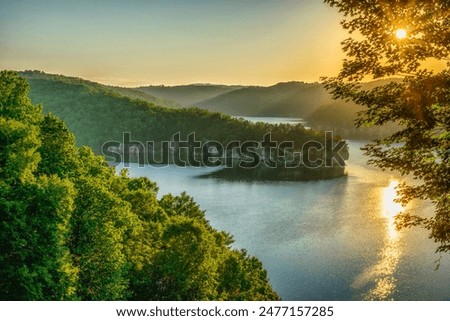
[352,180,405,300]
[382,181,403,241]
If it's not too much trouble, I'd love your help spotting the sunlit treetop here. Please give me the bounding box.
[324,0,450,80]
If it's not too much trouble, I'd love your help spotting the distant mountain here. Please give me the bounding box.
[307,100,361,129]
[136,84,244,107]
[304,79,402,139]
[194,82,334,117]
[306,79,400,128]
[134,78,400,140]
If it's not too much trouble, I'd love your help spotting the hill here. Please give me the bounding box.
[136,84,244,107]
[194,81,333,117]
[0,70,280,301]
[19,71,329,160]
[22,71,398,141]
[305,79,402,139]
[105,85,181,108]
[22,70,181,108]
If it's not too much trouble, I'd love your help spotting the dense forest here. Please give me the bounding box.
[0,71,279,300]
[21,71,330,156]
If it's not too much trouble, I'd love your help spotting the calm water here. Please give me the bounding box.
[116,140,450,301]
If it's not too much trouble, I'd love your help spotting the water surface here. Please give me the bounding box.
[117,140,450,300]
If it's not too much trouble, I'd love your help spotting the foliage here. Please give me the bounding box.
[307,80,401,139]
[323,0,450,253]
[0,71,77,299]
[0,70,279,300]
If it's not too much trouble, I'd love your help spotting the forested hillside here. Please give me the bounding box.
[23,71,180,108]
[20,71,327,155]
[22,71,398,141]
[0,70,279,300]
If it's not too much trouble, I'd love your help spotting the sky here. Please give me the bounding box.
[0,0,348,86]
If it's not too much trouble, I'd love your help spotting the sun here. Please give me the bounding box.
[395,28,407,39]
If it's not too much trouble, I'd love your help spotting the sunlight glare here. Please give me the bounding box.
[395,28,407,39]
[382,180,403,240]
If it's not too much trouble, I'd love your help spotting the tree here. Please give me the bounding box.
[217,249,280,301]
[0,71,78,299]
[37,114,78,178]
[67,148,141,300]
[1,71,280,300]
[323,1,450,253]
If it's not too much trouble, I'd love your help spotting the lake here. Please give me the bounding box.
[116,140,450,301]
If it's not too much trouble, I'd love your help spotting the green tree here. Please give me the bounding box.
[68,148,140,300]
[1,71,280,300]
[37,114,78,178]
[0,71,78,300]
[146,217,220,300]
[217,249,279,301]
[323,1,450,253]
[111,174,165,300]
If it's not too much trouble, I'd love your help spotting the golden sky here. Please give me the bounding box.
[0,0,348,86]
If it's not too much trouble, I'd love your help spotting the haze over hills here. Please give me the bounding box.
[194,81,333,117]
[20,70,398,140]
[105,85,181,108]
[136,79,399,139]
[136,81,335,118]
[135,80,397,139]
[307,100,399,139]
[136,84,244,107]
